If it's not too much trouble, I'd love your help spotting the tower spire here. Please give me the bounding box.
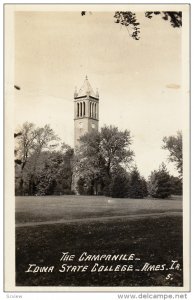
[76,76,96,98]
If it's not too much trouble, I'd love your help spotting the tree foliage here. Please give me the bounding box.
[15,122,182,199]
[141,177,149,198]
[109,167,130,198]
[162,131,182,178]
[170,176,182,195]
[148,163,171,199]
[145,11,182,27]
[74,125,134,195]
[109,166,148,199]
[128,167,148,199]
[35,149,74,196]
[15,145,74,196]
[114,11,182,40]
[15,122,59,170]
[73,130,103,195]
[147,171,158,198]
[35,152,62,195]
[114,11,140,40]
[15,122,61,195]
[81,11,182,40]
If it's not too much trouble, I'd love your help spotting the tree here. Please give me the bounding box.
[148,163,171,199]
[147,170,158,198]
[141,177,148,198]
[15,122,59,171]
[58,145,74,194]
[16,145,74,196]
[100,126,134,179]
[128,167,148,199]
[109,167,130,198]
[162,131,182,178]
[108,166,148,199]
[77,177,87,195]
[74,125,134,195]
[35,152,62,195]
[73,130,103,195]
[170,176,182,195]
[35,151,71,196]
[15,122,59,195]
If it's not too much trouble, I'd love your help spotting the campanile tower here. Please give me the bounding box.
[74,76,99,147]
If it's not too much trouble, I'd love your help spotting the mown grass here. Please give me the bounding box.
[15,195,182,224]
[16,216,183,287]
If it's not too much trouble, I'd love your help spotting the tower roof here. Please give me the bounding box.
[76,76,98,98]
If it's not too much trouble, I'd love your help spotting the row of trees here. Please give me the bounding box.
[15,122,182,199]
[75,126,182,198]
[104,164,182,199]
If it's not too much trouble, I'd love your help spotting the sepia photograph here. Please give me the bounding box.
[4,3,190,292]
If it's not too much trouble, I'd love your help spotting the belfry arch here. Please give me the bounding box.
[74,76,99,147]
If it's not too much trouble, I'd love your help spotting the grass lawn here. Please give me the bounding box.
[16,195,182,223]
[16,196,183,287]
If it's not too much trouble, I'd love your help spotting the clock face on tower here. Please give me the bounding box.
[79,122,83,128]
[92,123,95,129]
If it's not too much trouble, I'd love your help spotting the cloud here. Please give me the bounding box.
[166,84,180,89]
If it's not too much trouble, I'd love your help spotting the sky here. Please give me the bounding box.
[14,9,183,179]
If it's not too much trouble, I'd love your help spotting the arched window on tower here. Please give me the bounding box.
[77,103,79,117]
[80,102,82,117]
[83,102,85,116]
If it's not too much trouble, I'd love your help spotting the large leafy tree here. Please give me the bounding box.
[162,131,182,178]
[15,122,59,169]
[73,130,102,195]
[35,151,63,195]
[15,122,59,195]
[74,125,134,195]
[35,147,74,196]
[22,146,74,196]
[100,126,134,177]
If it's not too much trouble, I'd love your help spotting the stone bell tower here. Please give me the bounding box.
[74,76,99,148]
